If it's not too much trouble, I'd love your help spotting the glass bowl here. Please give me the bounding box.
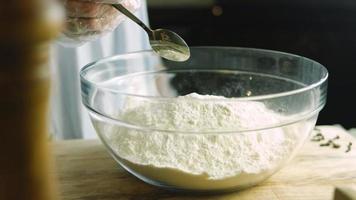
[80,47,328,192]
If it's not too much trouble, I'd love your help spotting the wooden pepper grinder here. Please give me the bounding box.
[0,1,63,200]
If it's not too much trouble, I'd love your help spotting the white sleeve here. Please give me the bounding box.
[50,0,150,139]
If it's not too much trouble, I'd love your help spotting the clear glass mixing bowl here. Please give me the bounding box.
[80,47,328,192]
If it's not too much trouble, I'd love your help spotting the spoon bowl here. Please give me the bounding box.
[150,29,190,62]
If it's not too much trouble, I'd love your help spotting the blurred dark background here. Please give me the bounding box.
[147,0,356,128]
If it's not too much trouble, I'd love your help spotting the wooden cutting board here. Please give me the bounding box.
[54,126,356,200]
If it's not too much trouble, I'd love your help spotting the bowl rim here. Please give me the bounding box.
[80,46,328,102]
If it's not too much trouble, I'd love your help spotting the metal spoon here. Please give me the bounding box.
[112,4,190,62]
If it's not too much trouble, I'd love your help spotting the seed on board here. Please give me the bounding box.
[332,143,340,149]
[332,135,340,140]
[345,142,352,153]
[320,140,332,147]
[311,132,325,142]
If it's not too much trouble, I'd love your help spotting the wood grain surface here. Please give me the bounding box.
[54,126,356,200]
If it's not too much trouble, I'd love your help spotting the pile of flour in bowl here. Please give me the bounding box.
[105,93,301,190]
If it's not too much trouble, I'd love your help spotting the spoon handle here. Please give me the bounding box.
[112,4,153,37]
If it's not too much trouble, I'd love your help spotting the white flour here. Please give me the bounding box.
[104,93,302,190]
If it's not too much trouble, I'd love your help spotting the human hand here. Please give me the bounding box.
[59,0,140,46]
